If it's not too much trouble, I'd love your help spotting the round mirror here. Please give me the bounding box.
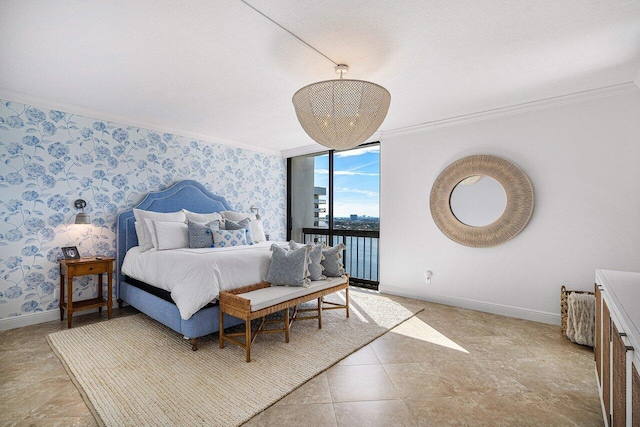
[430,155,534,247]
[450,175,507,227]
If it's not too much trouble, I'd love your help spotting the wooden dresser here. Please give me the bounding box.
[594,269,640,427]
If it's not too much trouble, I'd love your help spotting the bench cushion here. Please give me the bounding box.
[238,276,347,312]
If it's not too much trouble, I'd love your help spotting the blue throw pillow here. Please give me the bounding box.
[212,229,247,248]
[224,218,254,245]
[187,221,215,248]
[266,244,311,287]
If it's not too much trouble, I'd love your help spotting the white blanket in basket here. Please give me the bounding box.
[566,292,595,347]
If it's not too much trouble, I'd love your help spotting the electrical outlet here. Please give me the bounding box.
[424,270,432,284]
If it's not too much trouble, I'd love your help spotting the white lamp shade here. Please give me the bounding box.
[293,79,390,150]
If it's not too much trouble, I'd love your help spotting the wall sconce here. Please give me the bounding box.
[74,199,90,224]
[250,205,261,219]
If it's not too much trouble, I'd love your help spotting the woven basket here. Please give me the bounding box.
[560,285,594,335]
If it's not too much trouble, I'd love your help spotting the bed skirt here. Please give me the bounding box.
[119,281,243,340]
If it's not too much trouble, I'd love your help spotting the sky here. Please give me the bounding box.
[314,145,380,218]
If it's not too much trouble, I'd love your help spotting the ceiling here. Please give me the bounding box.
[1,0,639,157]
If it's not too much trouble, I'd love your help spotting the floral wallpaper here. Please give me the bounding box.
[0,99,286,321]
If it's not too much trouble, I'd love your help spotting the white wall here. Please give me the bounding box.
[379,90,640,324]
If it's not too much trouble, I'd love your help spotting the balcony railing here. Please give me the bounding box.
[302,228,379,290]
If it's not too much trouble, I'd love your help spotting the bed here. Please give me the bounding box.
[116,180,259,350]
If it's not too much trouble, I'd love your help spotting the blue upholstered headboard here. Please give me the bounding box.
[116,180,232,289]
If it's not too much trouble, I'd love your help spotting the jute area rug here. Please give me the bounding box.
[47,290,422,427]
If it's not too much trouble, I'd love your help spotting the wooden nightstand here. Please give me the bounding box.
[59,257,114,328]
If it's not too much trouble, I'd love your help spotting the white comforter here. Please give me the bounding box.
[121,242,281,320]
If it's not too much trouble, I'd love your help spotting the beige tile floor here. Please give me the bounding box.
[0,294,603,426]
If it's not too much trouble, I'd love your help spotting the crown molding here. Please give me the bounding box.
[0,88,283,158]
[4,81,637,159]
[380,82,640,139]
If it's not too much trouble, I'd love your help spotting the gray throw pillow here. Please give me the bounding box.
[289,241,325,281]
[321,243,346,277]
[187,221,215,248]
[224,218,254,245]
[266,244,310,287]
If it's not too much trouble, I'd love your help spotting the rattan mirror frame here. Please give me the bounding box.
[430,155,534,247]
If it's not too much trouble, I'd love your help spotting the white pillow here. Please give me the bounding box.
[250,219,267,242]
[144,218,160,250]
[182,210,223,224]
[134,221,143,246]
[221,211,257,222]
[152,221,189,250]
[133,209,186,251]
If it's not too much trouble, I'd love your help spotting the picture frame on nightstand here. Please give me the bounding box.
[61,246,81,260]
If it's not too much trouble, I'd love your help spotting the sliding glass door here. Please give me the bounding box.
[288,143,379,289]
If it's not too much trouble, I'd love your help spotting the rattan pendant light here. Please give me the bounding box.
[293,64,391,150]
[238,1,390,150]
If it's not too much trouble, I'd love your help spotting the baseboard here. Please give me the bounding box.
[0,306,121,331]
[379,284,561,325]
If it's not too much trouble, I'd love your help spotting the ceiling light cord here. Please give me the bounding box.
[240,0,339,67]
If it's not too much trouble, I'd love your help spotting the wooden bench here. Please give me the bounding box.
[219,276,350,362]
